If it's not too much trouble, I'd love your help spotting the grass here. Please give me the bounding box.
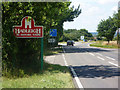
[2,46,74,88]
[90,41,119,49]
[58,42,67,44]
[3,63,74,88]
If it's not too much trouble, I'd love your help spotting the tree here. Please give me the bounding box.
[2,2,81,77]
[97,17,117,43]
[63,29,93,41]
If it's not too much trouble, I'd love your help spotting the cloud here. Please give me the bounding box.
[112,6,118,12]
[64,0,118,32]
[85,6,100,16]
[97,0,118,4]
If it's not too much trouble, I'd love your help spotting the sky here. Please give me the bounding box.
[63,0,119,32]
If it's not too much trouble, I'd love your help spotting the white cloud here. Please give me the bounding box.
[85,7,100,16]
[112,6,118,11]
[97,0,118,4]
[64,0,118,32]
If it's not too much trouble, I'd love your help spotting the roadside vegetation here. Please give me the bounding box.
[90,11,120,49]
[3,62,74,88]
[2,46,74,88]
[90,41,119,49]
[59,29,93,42]
[2,2,81,77]
[2,2,80,88]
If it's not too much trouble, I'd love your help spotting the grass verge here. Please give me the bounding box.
[90,41,119,49]
[3,64,74,88]
[3,46,74,88]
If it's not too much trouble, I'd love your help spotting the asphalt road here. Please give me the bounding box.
[61,42,120,89]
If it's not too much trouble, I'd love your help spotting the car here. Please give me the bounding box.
[67,40,74,46]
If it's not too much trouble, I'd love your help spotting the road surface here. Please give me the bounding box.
[61,42,120,89]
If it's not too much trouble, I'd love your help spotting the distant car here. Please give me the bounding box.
[67,40,74,46]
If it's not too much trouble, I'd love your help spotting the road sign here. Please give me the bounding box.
[13,16,43,38]
[48,38,56,43]
[50,29,57,37]
[13,16,44,71]
[81,36,84,40]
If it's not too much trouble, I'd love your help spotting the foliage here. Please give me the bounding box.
[62,29,93,41]
[97,16,117,43]
[90,41,119,49]
[3,63,74,88]
[2,2,81,77]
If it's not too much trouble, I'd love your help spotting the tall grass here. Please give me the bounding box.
[3,62,74,88]
[90,41,119,48]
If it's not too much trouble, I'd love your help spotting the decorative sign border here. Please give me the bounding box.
[13,16,43,38]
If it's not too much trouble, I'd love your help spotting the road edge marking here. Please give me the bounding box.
[62,46,84,89]
[62,53,68,66]
[70,67,84,88]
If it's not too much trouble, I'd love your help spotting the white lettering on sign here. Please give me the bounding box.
[25,19,31,28]
[15,28,41,34]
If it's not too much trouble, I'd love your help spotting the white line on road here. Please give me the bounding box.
[97,56,105,61]
[62,46,84,89]
[62,53,68,66]
[108,62,119,67]
[89,53,95,56]
[106,56,115,61]
[96,53,103,56]
[70,67,84,89]
[88,44,90,47]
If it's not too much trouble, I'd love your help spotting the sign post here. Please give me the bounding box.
[13,16,44,71]
[41,38,43,71]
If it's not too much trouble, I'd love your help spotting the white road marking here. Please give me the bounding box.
[70,67,84,88]
[97,56,105,61]
[89,53,95,56]
[88,44,90,47]
[96,53,103,56]
[106,56,115,61]
[108,62,119,67]
[62,46,84,89]
[62,53,68,66]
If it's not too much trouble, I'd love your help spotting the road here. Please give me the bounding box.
[61,42,120,89]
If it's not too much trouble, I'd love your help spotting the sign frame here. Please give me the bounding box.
[13,16,43,38]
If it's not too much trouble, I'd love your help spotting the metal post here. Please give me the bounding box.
[117,29,119,44]
[41,38,43,71]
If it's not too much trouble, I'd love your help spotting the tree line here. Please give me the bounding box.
[60,29,93,41]
[2,2,81,77]
[97,12,120,43]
